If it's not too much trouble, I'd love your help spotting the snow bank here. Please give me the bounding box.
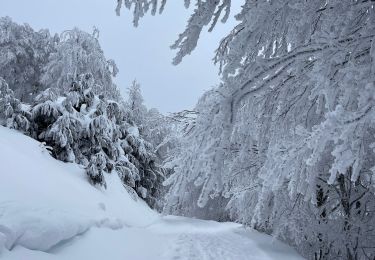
[0,126,157,253]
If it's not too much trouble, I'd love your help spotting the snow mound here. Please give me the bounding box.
[0,126,157,253]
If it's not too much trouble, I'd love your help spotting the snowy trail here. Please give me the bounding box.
[0,127,303,260]
[151,216,303,260]
[147,216,302,260]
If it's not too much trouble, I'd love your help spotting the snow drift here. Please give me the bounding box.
[0,126,157,253]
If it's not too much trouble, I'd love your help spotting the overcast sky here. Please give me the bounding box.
[0,0,241,113]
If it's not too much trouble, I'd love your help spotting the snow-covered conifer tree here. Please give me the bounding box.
[0,77,30,131]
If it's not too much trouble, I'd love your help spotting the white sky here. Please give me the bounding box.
[0,0,241,113]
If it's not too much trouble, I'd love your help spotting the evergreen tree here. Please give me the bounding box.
[29,72,165,206]
[0,77,30,131]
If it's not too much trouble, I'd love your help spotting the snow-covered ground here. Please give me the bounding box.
[0,126,303,260]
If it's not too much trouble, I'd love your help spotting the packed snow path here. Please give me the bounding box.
[150,217,302,260]
[0,127,303,260]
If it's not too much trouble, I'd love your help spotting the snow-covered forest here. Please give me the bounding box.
[1,0,375,259]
